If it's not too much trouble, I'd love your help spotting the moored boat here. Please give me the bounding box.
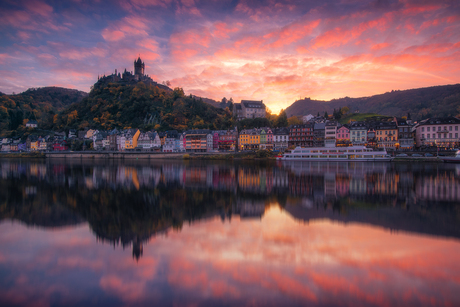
[440,150,460,163]
[277,146,393,161]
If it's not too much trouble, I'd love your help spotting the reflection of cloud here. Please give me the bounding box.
[1,205,460,305]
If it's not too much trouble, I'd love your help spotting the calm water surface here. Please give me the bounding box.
[1,159,460,306]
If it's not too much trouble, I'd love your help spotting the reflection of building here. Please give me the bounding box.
[233,199,266,219]
[416,175,460,202]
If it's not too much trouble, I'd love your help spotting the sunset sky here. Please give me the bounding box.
[1,0,459,113]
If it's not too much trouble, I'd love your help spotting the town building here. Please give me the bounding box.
[336,125,350,146]
[349,122,368,145]
[239,129,260,150]
[185,130,211,152]
[272,128,289,151]
[233,100,266,120]
[375,122,398,149]
[324,121,338,147]
[289,124,313,147]
[394,118,414,150]
[26,120,38,128]
[313,123,325,147]
[414,117,460,148]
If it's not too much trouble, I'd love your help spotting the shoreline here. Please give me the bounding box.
[0,152,448,162]
[0,151,273,160]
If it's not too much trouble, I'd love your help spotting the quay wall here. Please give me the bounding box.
[45,152,186,159]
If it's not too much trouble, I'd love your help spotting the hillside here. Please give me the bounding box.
[286,84,460,120]
[0,87,88,136]
[53,82,234,132]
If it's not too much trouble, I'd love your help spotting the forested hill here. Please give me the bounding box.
[53,82,234,132]
[0,87,88,136]
[286,84,460,120]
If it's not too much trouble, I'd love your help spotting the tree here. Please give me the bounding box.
[288,116,302,126]
[276,109,288,127]
[324,111,328,118]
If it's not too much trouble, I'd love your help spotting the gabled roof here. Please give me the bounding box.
[241,100,265,109]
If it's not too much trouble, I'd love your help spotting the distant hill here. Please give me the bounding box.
[285,84,460,120]
[53,82,234,132]
[0,86,88,136]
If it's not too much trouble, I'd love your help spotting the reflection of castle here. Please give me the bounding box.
[94,56,171,91]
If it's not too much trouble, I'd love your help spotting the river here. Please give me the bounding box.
[0,159,459,306]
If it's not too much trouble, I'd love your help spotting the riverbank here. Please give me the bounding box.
[0,152,45,158]
[0,151,274,160]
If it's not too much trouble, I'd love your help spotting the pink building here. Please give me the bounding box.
[337,126,350,141]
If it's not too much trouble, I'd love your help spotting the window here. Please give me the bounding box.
[427,127,430,132]
[438,127,441,131]
[456,126,459,131]
[422,134,425,138]
[450,126,453,131]
[422,127,425,132]
[427,134,430,139]
[456,133,458,138]
[450,133,452,138]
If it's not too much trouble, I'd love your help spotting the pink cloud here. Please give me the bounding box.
[269,19,320,48]
[24,0,53,17]
[99,275,146,302]
[212,22,240,39]
[371,42,391,51]
[102,29,125,41]
[101,16,151,42]
[170,29,212,48]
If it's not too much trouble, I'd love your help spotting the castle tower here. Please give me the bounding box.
[134,56,145,77]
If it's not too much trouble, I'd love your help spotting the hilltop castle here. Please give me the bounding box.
[94,56,171,91]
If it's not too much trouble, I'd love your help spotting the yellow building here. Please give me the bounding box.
[30,141,38,151]
[376,122,398,149]
[125,129,140,149]
[239,129,260,150]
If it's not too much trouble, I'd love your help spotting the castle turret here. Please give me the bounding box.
[134,57,145,77]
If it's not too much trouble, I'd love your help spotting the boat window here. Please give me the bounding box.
[311,150,318,153]
[320,150,327,152]
[339,155,347,158]
[311,155,318,158]
[348,150,354,152]
[356,150,362,152]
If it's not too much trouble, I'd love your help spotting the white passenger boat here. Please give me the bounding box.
[277,146,393,161]
[440,150,460,163]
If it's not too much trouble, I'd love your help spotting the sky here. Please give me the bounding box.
[0,0,459,114]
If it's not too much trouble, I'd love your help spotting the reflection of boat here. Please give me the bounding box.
[277,146,393,161]
[440,150,460,163]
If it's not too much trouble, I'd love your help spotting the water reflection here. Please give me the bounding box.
[0,159,460,306]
